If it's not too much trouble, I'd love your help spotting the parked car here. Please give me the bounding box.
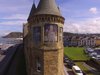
[95,48,100,50]
[64,56,75,68]
[64,56,69,62]
[67,61,75,69]
[72,65,83,75]
[91,55,97,59]
[88,48,94,53]
[84,48,94,54]
[89,52,97,57]
[64,59,70,63]
[94,55,100,60]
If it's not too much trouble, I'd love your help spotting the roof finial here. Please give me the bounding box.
[33,0,35,4]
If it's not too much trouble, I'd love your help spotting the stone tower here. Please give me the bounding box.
[24,0,65,75]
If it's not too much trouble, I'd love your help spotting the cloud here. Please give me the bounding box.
[64,17,100,33]
[0,0,32,15]
[2,14,28,20]
[0,20,26,26]
[89,7,98,14]
[0,0,100,36]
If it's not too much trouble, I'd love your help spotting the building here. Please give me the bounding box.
[95,37,100,47]
[64,33,100,47]
[23,0,65,75]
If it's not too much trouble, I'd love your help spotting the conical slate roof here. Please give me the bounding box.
[35,0,61,16]
[28,3,36,20]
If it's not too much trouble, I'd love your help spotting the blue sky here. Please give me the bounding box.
[0,0,100,36]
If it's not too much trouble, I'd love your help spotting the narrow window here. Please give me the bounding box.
[36,57,41,72]
[33,27,41,44]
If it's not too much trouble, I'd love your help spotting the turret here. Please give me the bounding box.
[24,0,65,75]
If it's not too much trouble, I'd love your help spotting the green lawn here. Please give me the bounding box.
[64,47,93,75]
[64,47,90,61]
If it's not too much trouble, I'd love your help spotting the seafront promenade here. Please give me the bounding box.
[0,44,20,75]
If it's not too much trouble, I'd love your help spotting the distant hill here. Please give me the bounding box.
[63,32,100,36]
[3,32,23,38]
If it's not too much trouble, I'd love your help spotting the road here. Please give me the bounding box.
[66,68,75,75]
[64,63,75,75]
[64,66,69,75]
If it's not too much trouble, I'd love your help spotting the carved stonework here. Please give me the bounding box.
[28,15,64,24]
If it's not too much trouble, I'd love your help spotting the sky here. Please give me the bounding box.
[0,0,100,36]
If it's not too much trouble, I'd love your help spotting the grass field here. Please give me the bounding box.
[64,47,90,61]
[64,47,94,75]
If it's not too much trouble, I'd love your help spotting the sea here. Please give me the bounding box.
[0,37,14,44]
[0,37,23,50]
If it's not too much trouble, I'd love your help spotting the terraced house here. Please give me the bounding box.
[64,33,100,47]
